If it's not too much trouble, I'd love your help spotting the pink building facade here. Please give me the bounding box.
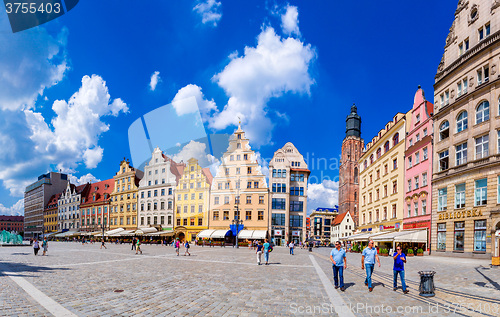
[404,87,433,250]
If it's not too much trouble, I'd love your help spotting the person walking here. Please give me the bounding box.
[263,239,272,265]
[175,239,180,256]
[184,241,191,256]
[393,245,409,294]
[42,238,48,256]
[33,238,40,256]
[361,240,380,292]
[330,241,347,291]
[289,241,295,255]
[256,241,263,265]
[100,239,107,249]
[132,237,136,251]
[135,239,142,255]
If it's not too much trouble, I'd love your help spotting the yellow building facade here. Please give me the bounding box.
[44,193,60,233]
[358,112,409,235]
[175,158,213,241]
[110,159,144,230]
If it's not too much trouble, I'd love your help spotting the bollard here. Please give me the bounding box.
[418,271,436,297]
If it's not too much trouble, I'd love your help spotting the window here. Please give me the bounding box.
[437,223,446,251]
[456,142,467,165]
[445,90,449,105]
[498,130,500,154]
[416,134,420,142]
[272,213,285,226]
[243,154,248,160]
[383,185,387,197]
[423,128,427,137]
[476,101,490,124]
[247,167,252,174]
[392,204,396,218]
[224,196,229,204]
[475,135,489,159]
[272,198,286,210]
[438,188,447,211]
[414,201,418,217]
[422,200,427,215]
[246,196,251,204]
[214,196,219,205]
[289,215,302,227]
[384,141,389,153]
[457,111,468,132]
[407,180,412,192]
[370,154,374,164]
[254,181,259,188]
[455,183,465,209]
[474,220,487,252]
[477,68,483,85]
[475,178,487,206]
[479,26,484,41]
[393,158,397,170]
[393,133,399,146]
[464,38,469,51]
[414,176,419,189]
[439,150,449,171]
[258,210,264,220]
[454,221,465,251]
[223,210,229,220]
[498,176,500,204]
[409,138,413,147]
[408,156,412,168]
[457,81,462,96]
[392,181,397,194]
[439,121,449,140]
[376,148,381,159]
[423,147,428,160]
[246,210,252,220]
[486,23,490,37]
[259,196,264,204]
[290,201,303,211]
[415,152,420,164]
[213,211,219,220]
[384,164,388,175]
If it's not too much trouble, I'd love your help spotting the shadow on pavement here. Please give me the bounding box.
[0,261,70,277]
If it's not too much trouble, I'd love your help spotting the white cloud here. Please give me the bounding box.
[149,71,161,91]
[0,15,68,111]
[281,5,300,37]
[0,75,127,197]
[172,84,217,119]
[0,199,24,216]
[69,173,101,186]
[210,24,315,146]
[307,180,339,215]
[193,0,222,26]
[171,140,217,167]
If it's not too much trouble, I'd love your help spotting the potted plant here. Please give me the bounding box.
[380,248,389,256]
[407,248,414,256]
[416,248,424,256]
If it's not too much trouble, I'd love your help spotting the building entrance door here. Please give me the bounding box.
[493,221,500,266]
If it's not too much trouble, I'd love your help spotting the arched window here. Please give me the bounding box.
[439,120,449,140]
[354,167,358,184]
[476,101,490,124]
[364,160,367,169]
[370,154,374,164]
[393,133,399,146]
[456,111,468,133]
[384,141,390,153]
[376,148,381,159]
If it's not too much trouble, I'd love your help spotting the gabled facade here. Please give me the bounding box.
[269,142,310,245]
[175,158,212,241]
[57,183,90,231]
[110,159,144,230]
[44,193,60,233]
[209,124,269,233]
[432,0,500,260]
[80,179,114,232]
[331,211,355,243]
[404,87,434,250]
[138,147,182,231]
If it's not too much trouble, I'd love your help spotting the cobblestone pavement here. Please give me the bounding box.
[0,243,499,316]
[312,247,500,317]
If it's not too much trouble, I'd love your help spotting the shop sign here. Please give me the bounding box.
[403,221,430,229]
[292,231,300,236]
[274,230,282,236]
[395,223,400,229]
[381,225,395,230]
[438,209,483,221]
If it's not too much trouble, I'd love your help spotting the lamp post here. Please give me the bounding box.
[232,218,243,248]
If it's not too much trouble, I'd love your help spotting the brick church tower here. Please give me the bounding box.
[338,104,363,225]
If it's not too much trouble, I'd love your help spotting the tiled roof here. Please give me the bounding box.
[45,193,62,210]
[81,179,114,207]
[162,153,185,183]
[202,167,213,185]
[290,168,311,173]
[0,215,24,222]
[332,212,347,226]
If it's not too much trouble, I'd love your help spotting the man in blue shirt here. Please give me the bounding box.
[330,241,347,291]
[393,245,409,294]
[361,240,380,292]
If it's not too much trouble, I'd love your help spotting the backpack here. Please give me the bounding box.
[268,244,273,252]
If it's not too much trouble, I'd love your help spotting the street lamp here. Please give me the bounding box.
[232,218,243,248]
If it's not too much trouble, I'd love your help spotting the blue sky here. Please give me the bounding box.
[0,0,457,216]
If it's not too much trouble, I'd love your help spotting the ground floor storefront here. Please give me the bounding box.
[403,216,431,251]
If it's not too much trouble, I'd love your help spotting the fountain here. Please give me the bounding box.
[0,230,25,246]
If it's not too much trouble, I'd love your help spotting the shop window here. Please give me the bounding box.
[454,221,465,251]
[437,223,446,251]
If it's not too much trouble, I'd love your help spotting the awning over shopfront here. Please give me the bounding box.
[197,229,216,239]
[147,231,175,237]
[135,227,157,235]
[105,228,124,236]
[344,231,387,241]
[251,230,268,239]
[394,230,427,243]
[372,231,414,242]
[237,230,254,239]
[210,230,232,239]
[54,231,79,238]
[115,230,135,237]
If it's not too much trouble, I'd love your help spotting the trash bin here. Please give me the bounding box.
[418,271,436,297]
